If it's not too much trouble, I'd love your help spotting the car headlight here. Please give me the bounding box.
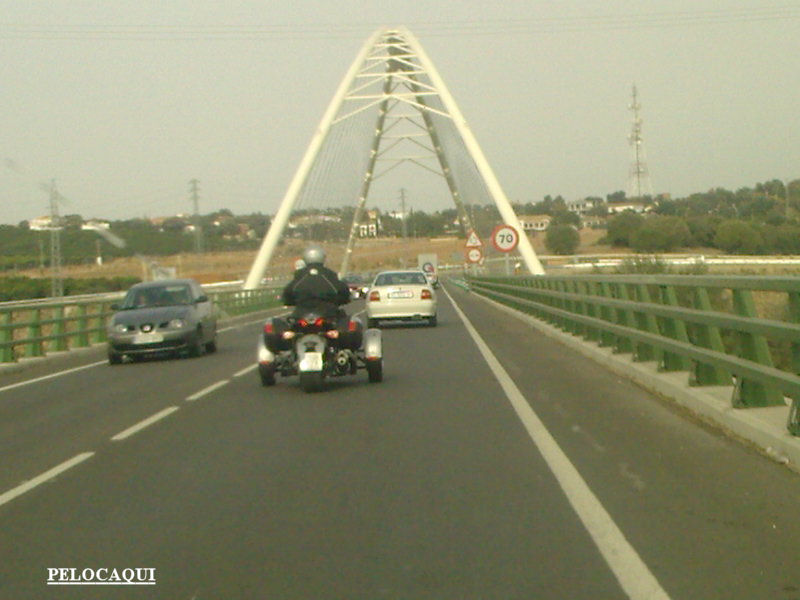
[112,323,128,333]
[168,318,187,329]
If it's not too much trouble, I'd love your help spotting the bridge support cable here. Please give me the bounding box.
[243,29,382,290]
[243,26,544,289]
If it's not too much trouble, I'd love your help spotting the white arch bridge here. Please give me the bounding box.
[243,26,544,289]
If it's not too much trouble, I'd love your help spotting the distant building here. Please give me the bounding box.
[607,201,651,214]
[29,216,60,231]
[517,214,551,232]
[81,219,110,231]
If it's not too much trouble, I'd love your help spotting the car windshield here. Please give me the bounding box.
[374,272,427,286]
[122,285,192,309]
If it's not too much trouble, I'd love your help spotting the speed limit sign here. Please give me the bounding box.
[491,224,519,252]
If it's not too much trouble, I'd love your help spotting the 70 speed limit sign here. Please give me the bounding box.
[491,224,519,252]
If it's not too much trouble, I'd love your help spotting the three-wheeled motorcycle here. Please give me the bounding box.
[257,311,383,392]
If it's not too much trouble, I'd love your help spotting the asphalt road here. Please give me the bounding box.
[1,282,799,599]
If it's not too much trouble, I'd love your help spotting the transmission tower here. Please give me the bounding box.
[189,179,203,253]
[627,84,653,199]
[48,180,64,297]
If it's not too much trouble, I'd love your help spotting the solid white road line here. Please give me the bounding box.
[110,406,180,441]
[233,364,257,378]
[0,452,95,508]
[444,288,671,600]
[186,380,229,401]
[0,361,106,393]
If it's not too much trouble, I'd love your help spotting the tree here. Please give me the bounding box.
[549,210,580,228]
[713,220,762,254]
[606,190,626,204]
[606,211,644,247]
[630,216,690,252]
[545,225,580,255]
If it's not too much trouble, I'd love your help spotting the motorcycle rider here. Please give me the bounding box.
[282,245,350,318]
[281,245,361,352]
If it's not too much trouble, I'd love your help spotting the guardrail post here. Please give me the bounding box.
[689,287,731,386]
[581,281,600,343]
[613,283,634,354]
[93,303,108,343]
[730,289,783,407]
[787,292,800,434]
[555,280,571,332]
[75,305,90,348]
[633,284,660,362]
[0,311,15,363]
[26,308,44,358]
[52,306,68,352]
[657,285,691,372]
[597,282,616,348]
[567,280,585,337]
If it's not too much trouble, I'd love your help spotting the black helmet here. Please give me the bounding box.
[302,245,326,265]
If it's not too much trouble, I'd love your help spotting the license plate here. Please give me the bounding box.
[299,352,323,372]
[388,290,413,299]
[133,333,164,344]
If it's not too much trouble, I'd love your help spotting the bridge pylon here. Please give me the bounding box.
[243,26,544,289]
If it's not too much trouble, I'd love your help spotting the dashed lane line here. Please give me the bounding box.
[0,361,106,393]
[233,364,257,378]
[186,379,230,402]
[110,406,181,441]
[0,452,95,508]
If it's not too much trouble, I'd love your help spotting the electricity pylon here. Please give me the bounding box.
[243,26,544,289]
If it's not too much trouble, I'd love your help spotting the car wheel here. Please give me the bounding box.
[367,359,383,383]
[428,315,437,327]
[108,351,122,365]
[187,328,204,358]
[205,338,217,353]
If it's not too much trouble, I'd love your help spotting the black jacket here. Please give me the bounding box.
[282,263,350,317]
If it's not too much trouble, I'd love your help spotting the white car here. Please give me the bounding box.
[365,270,437,327]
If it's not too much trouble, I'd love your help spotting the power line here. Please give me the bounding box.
[1,6,797,40]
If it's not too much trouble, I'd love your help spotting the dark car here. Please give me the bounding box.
[107,278,218,364]
[342,273,370,299]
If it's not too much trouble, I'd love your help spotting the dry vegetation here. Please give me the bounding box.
[14,237,469,284]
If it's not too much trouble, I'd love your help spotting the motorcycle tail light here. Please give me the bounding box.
[369,290,380,301]
[314,317,325,327]
[264,321,274,334]
[298,318,308,327]
[421,289,433,299]
[348,320,357,332]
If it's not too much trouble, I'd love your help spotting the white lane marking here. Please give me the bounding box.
[0,452,94,507]
[186,379,229,401]
[110,406,180,441]
[233,364,257,378]
[0,361,106,393]
[444,288,671,600]
[218,310,290,333]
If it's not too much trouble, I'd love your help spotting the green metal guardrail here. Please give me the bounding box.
[465,274,800,436]
[0,287,282,364]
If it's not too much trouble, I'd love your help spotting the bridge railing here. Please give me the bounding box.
[465,273,800,435]
[0,286,283,364]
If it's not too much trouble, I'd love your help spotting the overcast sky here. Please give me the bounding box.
[1,0,798,225]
